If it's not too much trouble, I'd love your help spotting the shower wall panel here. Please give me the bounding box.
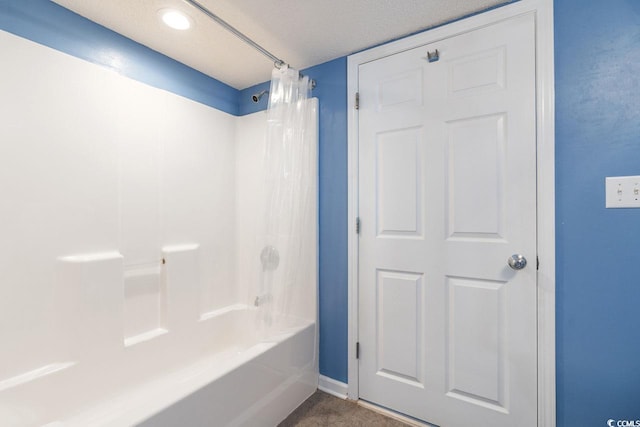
[234,104,318,322]
[234,111,269,305]
[0,28,236,392]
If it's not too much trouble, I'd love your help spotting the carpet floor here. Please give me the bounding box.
[278,391,410,427]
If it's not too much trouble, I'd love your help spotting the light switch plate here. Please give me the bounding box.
[605,176,640,208]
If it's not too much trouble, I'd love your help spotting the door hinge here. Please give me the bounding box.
[355,92,360,110]
[356,342,360,359]
[537,256,539,271]
[356,217,361,234]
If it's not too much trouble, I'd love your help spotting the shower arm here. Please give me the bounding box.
[182,0,287,69]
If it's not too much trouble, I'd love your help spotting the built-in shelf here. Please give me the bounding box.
[0,362,76,393]
[58,252,123,263]
[124,328,169,347]
[199,304,249,322]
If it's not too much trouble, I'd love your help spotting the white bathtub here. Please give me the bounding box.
[0,305,317,427]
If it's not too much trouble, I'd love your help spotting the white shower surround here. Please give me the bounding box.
[0,30,318,426]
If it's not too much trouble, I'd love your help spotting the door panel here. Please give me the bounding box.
[448,47,506,96]
[446,114,506,239]
[446,277,507,410]
[378,69,424,110]
[358,13,537,427]
[376,270,423,384]
[376,128,422,236]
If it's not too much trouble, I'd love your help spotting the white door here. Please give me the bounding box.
[358,13,537,427]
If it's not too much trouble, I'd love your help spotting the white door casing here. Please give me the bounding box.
[348,1,556,425]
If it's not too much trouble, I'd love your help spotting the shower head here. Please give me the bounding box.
[252,90,269,103]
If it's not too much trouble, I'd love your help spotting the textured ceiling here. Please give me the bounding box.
[52,0,510,89]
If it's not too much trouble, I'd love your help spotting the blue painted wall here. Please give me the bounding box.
[555,0,640,425]
[302,58,349,382]
[0,0,239,115]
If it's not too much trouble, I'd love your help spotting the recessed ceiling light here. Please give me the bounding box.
[159,9,193,30]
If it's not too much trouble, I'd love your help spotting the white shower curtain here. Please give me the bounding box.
[254,66,315,334]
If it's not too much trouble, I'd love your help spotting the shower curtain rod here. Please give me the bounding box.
[182,0,286,69]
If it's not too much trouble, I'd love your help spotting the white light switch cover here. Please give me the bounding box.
[605,176,640,208]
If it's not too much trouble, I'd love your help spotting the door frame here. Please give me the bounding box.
[346,0,556,425]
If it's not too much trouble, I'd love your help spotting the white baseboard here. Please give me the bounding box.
[318,375,348,400]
